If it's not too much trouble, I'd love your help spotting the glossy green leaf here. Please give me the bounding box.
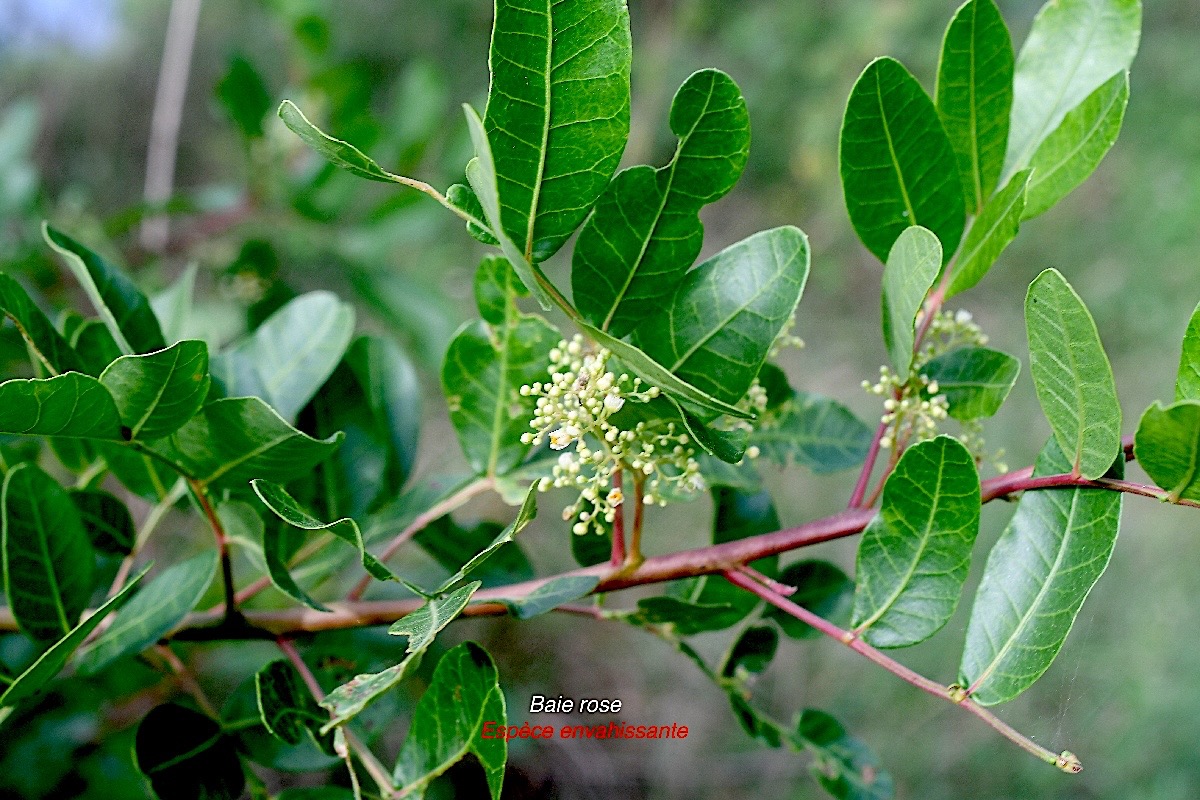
[70,488,135,555]
[216,55,271,139]
[76,551,217,675]
[99,340,210,439]
[852,436,981,648]
[635,226,810,407]
[1134,401,1200,502]
[98,441,178,500]
[495,575,600,620]
[414,516,533,589]
[213,291,355,424]
[2,463,95,641]
[753,392,874,473]
[252,479,394,585]
[0,273,83,374]
[388,582,481,654]
[1002,0,1141,178]
[959,439,1122,705]
[765,560,854,640]
[134,703,245,800]
[43,224,166,355]
[1023,71,1129,220]
[572,69,750,335]
[882,226,941,381]
[431,485,537,594]
[392,642,506,799]
[69,318,123,375]
[936,0,1014,211]
[0,373,124,439]
[921,346,1020,419]
[945,170,1031,297]
[840,57,965,263]
[447,183,500,246]
[675,400,748,464]
[720,625,778,681]
[149,397,342,487]
[1025,268,1121,479]
[442,315,556,477]
[796,709,895,800]
[473,254,526,326]
[255,660,335,754]
[482,0,631,263]
[1177,301,1200,402]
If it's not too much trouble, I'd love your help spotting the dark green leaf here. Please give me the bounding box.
[431,485,537,594]
[414,516,534,589]
[0,373,123,439]
[0,562,149,711]
[959,439,1123,705]
[685,487,781,624]
[149,397,343,487]
[255,660,334,755]
[765,560,854,640]
[921,346,1020,419]
[98,441,179,500]
[70,488,135,555]
[1176,300,1200,402]
[76,551,217,675]
[1002,0,1141,178]
[840,57,965,263]
[676,401,748,464]
[1134,401,1200,502]
[753,392,874,473]
[213,292,355,424]
[1,463,95,641]
[720,625,778,680]
[1023,71,1129,220]
[796,709,895,800]
[216,55,272,139]
[635,226,810,407]
[134,703,245,800]
[99,340,210,439]
[43,224,166,355]
[936,0,1014,211]
[945,170,1031,297]
[622,595,744,636]
[482,0,632,262]
[70,318,123,375]
[851,436,980,648]
[0,273,82,374]
[392,642,507,799]
[1025,268,1121,479]
[495,575,599,619]
[881,226,941,381]
[572,69,750,336]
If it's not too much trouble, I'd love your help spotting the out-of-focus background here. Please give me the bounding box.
[1,1,1198,798]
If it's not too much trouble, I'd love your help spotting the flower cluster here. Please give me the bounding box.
[521,336,704,535]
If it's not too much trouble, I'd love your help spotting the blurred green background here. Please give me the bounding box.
[1,0,1198,798]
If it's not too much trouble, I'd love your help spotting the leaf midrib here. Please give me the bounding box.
[876,68,918,226]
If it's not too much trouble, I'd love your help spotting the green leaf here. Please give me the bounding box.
[1002,0,1141,178]
[959,439,1123,705]
[1025,268,1121,479]
[213,291,355,424]
[392,642,507,800]
[675,401,748,464]
[620,595,744,636]
[150,264,197,345]
[134,703,245,800]
[431,485,537,594]
[76,551,217,675]
[2,463,95,641]
[252,479,395,585]
[764,560,854,640]
[441,314,556,477]
[70,318,123,375]
[572,69,750,336]
[935,0,1015,212]
[840,57,965,263]
[254,660,335,754]
[43,224,167,355]
[224,499,328,612]
[634,226,810,407]
[1178,301,1200,402]
[473,254,526,325]
[720,625,778,681]
[414,516,534,589]
[945,170,1031,297]
[447,183,500,246]
[753,392,874,473]
[1022,71,1129,220]
[0,562,149,713]
[851,436,981,648]
[70,488,135,555]
[0,373,124,439]
[279,100,427,188]
[481,0,632,263]
[494,575,600,620]
[1134,401,1200,502]
[796,709,895,800]
[216,55,272,139]
[921,346,1020,419]
[0,273,83,374]
[98,441,178,500]
[881,226,941,381]
[149,397,343,488]
[388,582,481,654]
[99,340,210,439]
[692,486,781,615]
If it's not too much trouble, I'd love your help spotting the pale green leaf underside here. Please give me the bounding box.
[852,436,980,648]
[946,169,1030,297]
[959,439,1122,705]
[388,582,481,654]
[922,346,1021,419]
[1134,401,1200,502]
[99,340,210,439]
[0,373,124,439]
[1025,268,1121,479]
[882,226,941,382]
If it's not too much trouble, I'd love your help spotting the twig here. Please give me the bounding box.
[848,419,887,508]
[188,479,239,624]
